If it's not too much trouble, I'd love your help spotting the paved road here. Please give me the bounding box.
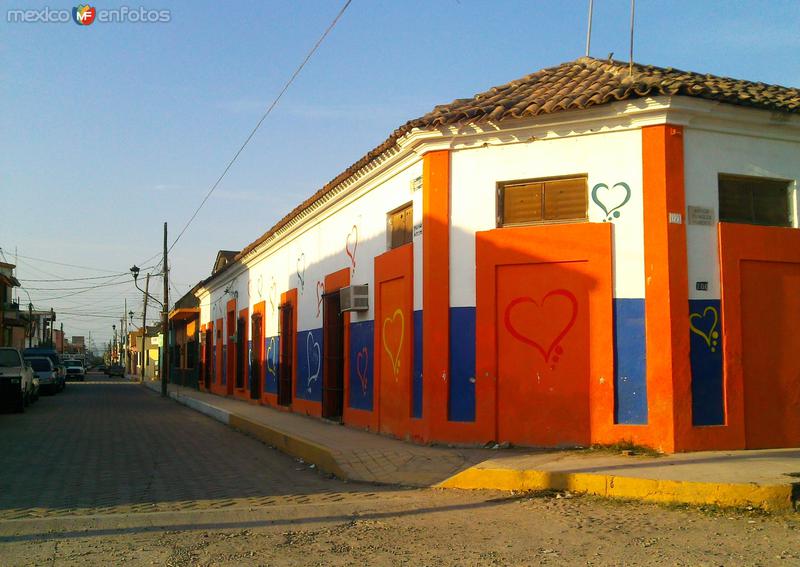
[0,372,383,519]
[0,373,796,566]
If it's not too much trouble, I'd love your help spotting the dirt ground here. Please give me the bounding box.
[1,487,797,567]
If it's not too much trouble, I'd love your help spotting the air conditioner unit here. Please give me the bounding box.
[339,285,369,312]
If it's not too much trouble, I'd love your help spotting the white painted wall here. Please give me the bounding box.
[450,128,646,304]
[200,160,423,337]
[684,128,800,299]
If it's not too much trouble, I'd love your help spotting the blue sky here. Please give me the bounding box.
[2,0,798,346]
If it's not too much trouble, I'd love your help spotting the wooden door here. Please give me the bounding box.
[235,317,246,389]
[322,292,344,420]
[278,304,293,406]
[250,315,262,399]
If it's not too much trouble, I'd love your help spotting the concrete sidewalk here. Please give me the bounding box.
[141,379,800,511]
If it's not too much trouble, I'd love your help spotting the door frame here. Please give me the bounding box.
[278,289,297,407]
[475,223,613,445]
[250,303,265,400]
[374,243,415,439]
[322,268,350,421]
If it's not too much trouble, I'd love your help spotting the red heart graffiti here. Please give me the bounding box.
[356,346,368,395]
[345,225,358,276]
[503,289,578,362]
[316,281,324,318]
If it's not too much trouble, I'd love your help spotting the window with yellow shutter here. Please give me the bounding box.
[497,176,588,226]
[387,202,413,249]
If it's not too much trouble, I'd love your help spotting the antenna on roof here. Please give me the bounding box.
[585,0,594,57]
[629,0,636,76]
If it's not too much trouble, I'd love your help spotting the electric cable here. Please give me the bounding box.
[166,0,352,255]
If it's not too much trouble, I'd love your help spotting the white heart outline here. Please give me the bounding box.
[306,331,321,393]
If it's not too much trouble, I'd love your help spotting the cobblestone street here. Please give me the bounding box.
[0,374,797,566]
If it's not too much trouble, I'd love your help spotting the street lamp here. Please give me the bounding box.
[128,310,134,325]
[130,264,166,388]
[130,265,163,308]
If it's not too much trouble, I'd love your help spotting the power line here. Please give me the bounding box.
[23,280,135,292]
[19,272,129,283]
[1,249,125,273]
[166,0,352,254]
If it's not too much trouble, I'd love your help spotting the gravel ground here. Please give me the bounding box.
[1,488,797,566]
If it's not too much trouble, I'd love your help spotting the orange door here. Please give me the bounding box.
[741,260,800,448]
[496,262,591,446]
[377,276,411,437]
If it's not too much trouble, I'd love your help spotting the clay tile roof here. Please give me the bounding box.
[217,57,798,278]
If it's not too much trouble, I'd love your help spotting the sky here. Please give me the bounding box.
[2,0,798,348]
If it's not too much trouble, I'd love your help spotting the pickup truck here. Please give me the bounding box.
[0,347,35,412]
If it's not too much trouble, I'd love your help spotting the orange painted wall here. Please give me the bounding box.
[374,243,416,439]
[641,124,691,453]
[709,222,800,450]
[476,222,613,446]
[422,150,450,440]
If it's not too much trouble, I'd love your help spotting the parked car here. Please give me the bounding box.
[98,364,107,372]
[23,348,66,390]
[26,357,60,394]
[106,364,125,378]
[64,361,85,381]
[0,347,34,412]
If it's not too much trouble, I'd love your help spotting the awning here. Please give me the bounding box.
[0,274,21,287]
[168,307,199,322]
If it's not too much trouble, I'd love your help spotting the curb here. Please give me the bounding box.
[437,466,797,512]
[142,381,346,480]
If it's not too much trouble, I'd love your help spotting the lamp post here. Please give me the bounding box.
[131,264,165,392]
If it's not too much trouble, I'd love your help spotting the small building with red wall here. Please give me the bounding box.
[194,58,800,453]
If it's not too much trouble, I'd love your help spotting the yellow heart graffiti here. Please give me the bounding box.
[266,337,277,376]
[689,306,719,353]
[382,308,404,380]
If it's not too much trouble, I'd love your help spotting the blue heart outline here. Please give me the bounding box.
[591,182,631,221]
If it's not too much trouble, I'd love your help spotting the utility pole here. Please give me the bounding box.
[141,273,150,383]
[27,303,32,348]
[123,297,127,375]
[161,222,169,397]
[60,323,63,353]
[49,308,54,347]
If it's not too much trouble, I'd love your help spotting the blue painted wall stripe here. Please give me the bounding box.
[613,298,648,424]
[348,320,374,411]
[264,335,279,394]
[296,328,323,401]
[412,310,423,419]
[448,307,476,422]
[689,299,724,425]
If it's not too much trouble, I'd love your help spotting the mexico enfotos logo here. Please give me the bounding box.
[7,5,171,24]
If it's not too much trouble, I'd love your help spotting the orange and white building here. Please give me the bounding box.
[194,58,800,453]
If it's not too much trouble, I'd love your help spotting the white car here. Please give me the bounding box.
[27,356,60,394]
[64,361,85,381]
[0,347,35,412]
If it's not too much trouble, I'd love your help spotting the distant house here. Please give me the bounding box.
[193,58,800,452]
[0,262,26,349]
